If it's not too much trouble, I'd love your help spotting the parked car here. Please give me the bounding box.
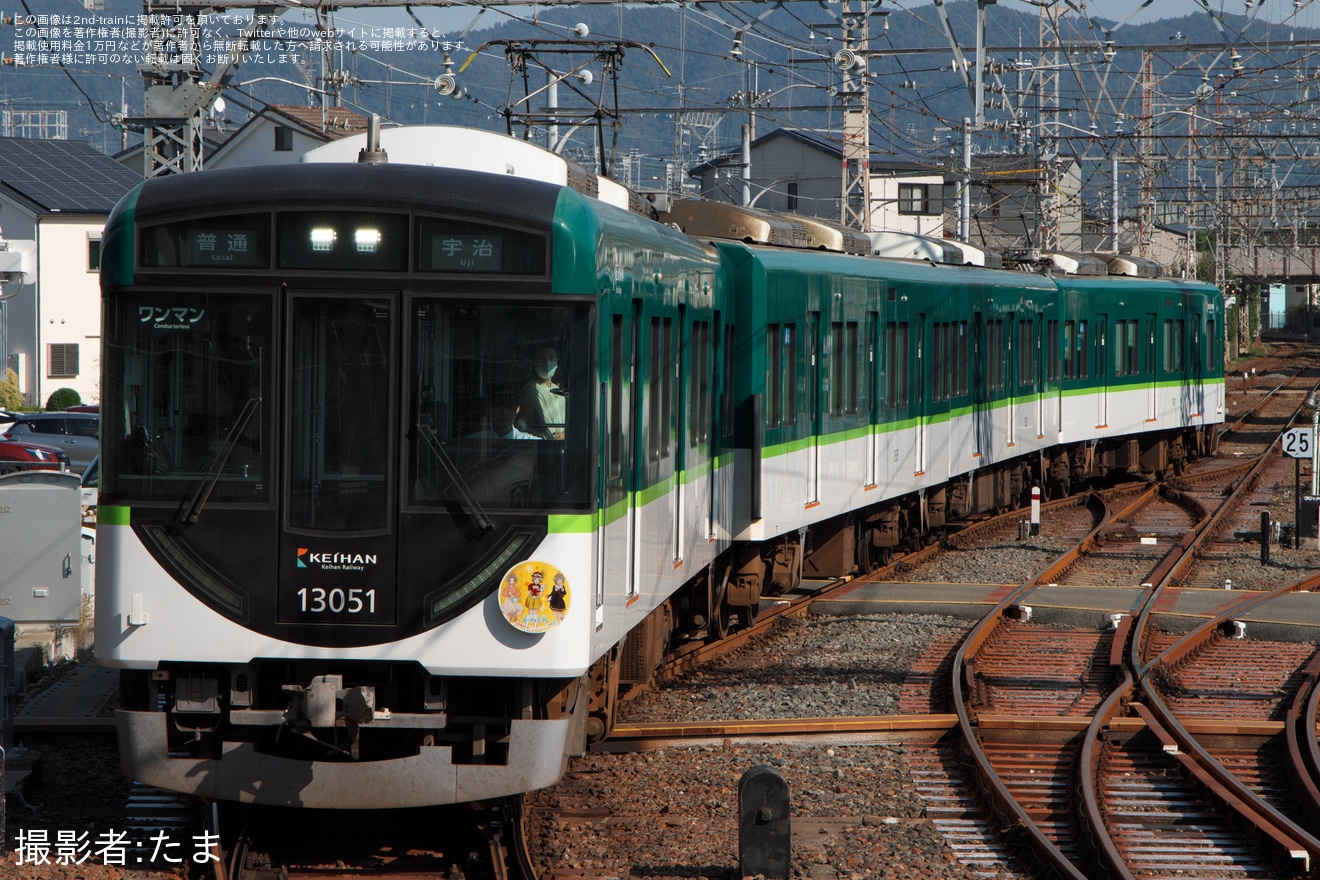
[1,412,99,472]
[81,454,99,513]
[0,437,70,474]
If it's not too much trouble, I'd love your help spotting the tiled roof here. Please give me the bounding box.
[0,138,141,213]
[267,105,370,138]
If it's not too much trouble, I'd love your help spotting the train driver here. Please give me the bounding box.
[517,346,566,440]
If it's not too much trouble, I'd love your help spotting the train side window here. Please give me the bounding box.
[830,322,844,416]
[1076,321,1089,380]
[662,316,673,457]
[931,323,945,403]
[1115,320,1139,377]
[689,320,710,446]
[610,315,623,479]
[986,319,1003,391]
[721,323,736,441]
[1127,320,1138,375]
[766,324,781,428]
[1046,320,1060,383]
[884,321,909,407]
[1017,319,1034,389]
[1206,319,1216,370]
[1063,322,1074,380]
[649,318,663,460]
[784,324,797,427]
[846,322,859,413]
[1163,319,1185,372]
[956,321,968,396]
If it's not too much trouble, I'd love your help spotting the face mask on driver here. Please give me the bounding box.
[535,359,557,381]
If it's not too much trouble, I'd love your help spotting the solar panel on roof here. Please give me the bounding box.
[0,138,140,213]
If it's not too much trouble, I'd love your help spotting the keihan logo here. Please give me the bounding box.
[296,547,378,571]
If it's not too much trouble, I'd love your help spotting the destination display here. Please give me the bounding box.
[417,218,545,275]
[140,214,269,269]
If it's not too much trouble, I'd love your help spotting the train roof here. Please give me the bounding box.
[300,124,653,217]
[115,162,566,231]
[718,236,1058,291]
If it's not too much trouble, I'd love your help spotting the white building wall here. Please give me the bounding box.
[34,217,103,407]
[869,174,945,236]
[208,119,327,169]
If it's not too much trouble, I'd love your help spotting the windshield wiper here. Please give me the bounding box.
[416,422,494,532]
[182,397,261,525]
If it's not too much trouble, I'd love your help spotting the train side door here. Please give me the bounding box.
[598,306,638,626]
[674,306,687,564]
[1190,311,1204,417]
[280,292,398,628]
[1005,313,1016,447]
[972,312,984,457]
[1095,313,1109,428]
[1035,312,1046,438]
[806,311,821,505]
[915,313,926,474]
[866,309,879,488]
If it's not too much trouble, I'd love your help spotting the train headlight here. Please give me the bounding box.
[310,227,337,252]
[355,228,381,253]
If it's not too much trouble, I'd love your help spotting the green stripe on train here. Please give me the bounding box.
[100,505,131,526]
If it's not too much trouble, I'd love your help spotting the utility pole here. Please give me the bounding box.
[132,3,275,177]
[834,3,871,231]
[1036,1,1062,254]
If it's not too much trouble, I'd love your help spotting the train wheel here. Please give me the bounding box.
[713,599,734,639]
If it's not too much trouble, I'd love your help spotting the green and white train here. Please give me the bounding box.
[95,126,1223,809]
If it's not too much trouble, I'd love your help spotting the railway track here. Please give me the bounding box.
[557,358,1320,880]
[18,348,1320,879]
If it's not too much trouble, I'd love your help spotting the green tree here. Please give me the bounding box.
[0,369,22,410]
[45,387,81,411]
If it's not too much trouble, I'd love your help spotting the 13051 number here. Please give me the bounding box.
[296,587,376,614]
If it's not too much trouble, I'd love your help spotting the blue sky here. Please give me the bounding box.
[994,0,1295,23]
[339,1,1298,38]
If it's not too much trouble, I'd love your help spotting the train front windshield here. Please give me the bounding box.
[105,293,593,517]
[409,300,592,511]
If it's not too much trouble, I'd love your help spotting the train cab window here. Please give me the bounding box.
[408,300,592,511]
[103,292,269,502]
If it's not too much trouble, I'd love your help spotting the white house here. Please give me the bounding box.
[688,127,947,236]
[0,138,141,408]
[115,105,370,174]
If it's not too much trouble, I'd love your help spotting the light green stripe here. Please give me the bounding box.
[548,513,595,534]
[101,504,130,526]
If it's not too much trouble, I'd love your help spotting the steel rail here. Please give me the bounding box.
[947,492,1112,880]
[1124,532,1320,870]
[1077,672,1139,880]
[1285,652,1320,835]
[1112,375,1320,872]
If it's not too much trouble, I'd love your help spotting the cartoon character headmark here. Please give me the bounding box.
[498,563,570,633]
